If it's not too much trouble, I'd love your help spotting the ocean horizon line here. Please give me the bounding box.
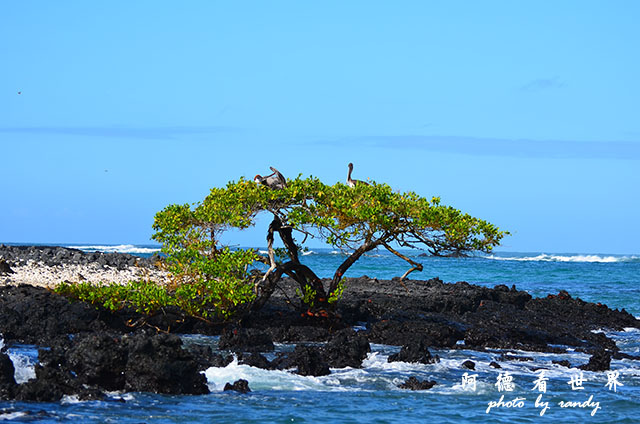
[1,242,638,262]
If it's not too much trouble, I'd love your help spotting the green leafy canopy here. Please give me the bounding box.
[57,173,508,321]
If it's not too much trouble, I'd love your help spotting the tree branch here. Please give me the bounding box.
[329,238,381,294]
[258,220,278,288]
[381,241,423,281]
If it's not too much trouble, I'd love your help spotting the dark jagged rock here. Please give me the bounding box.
[223,379,251,394]
[186,344,233,371]
[463,302,562,352]
[239,352,273,370]
[0,259,14,275]
[269,352,293,371]
[0,353,17,399]
[366,319,463,348]
[8,331,210,400]
[219,328,274,352]
[13,377,68,402]
[460,290,636,354]
[123,332,209,395]
[584,332,619,354]
[388,339,440,365]
[15,359,105,402]
[0,245,158,270]
[0,284,221,344]
[398,376,437,391]
[613,352,640,361]
[461,360,475,370]
[66,333,127,391]
[553,359,572,368]
[291,345,330,376]
[579,349,612,372]
[500,354,534,362]
[266,325,330,343]
[324,329,370,369]
[0,284,110,345]
[489,361,501,369]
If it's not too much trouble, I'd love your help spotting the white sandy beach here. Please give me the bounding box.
[1,261,170,288]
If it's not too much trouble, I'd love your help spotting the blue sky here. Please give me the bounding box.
[1,1,639,254]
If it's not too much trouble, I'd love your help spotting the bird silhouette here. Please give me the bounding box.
[346,163,369,187]
[254,166,287,189]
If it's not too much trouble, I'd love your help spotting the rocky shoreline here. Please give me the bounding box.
[0,244,169,287]
[1,246,639,401]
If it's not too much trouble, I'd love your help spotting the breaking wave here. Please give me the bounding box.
[487,254,638,263]
[70,244,160,255]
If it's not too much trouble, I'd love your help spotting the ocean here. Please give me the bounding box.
[1,244,639,423]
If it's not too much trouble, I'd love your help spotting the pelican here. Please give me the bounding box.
[254,166,287,189]
[346,163,369,187]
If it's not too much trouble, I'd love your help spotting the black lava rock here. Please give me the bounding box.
[461,360,475,370]
[123,332,209,395]
[388,339,440,365]
[10,331,210,401]
[500,354,534,362]
[367,320,463,348]
[266,325,331,343]
[0,285,108,345]
[239,352,273,370]
[219,328,275,352]
[579,350,612,372]
[552,359,572,368]
[0,245,157,270]
[0,259,14,274]
[0,353,17,399]
[324,329,370,369]
[398,377,437,391]
[66,333,127,391]
[224,379,251,394]
[291,345,330,377]
[187,344,233,371]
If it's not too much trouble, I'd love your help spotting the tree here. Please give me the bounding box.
[151,173,508,316]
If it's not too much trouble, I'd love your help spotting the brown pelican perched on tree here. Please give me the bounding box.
[346,162,369,187]
[254,166,287,189]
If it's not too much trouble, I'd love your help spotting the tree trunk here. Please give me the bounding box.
[253,215,327,310]
[329,240,380,294]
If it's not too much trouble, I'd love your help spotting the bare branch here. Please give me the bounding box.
[381,241,424,281]
[258,222,278,289]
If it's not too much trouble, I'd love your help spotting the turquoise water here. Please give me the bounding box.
[1,245,639,423]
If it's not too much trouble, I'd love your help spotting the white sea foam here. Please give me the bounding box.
[8,352,36,383]
[70,244,160,254]
[487,253,636,263]
[1,335,37,384]
[363,351,435,372]
[204,357,330,392]
[205,353,430,393]
[61,395,83,404]
[302,250,315,256]
[0,412,28,421]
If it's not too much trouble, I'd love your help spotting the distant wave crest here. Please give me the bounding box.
[488,253,638,263]
[71,244,160,255]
